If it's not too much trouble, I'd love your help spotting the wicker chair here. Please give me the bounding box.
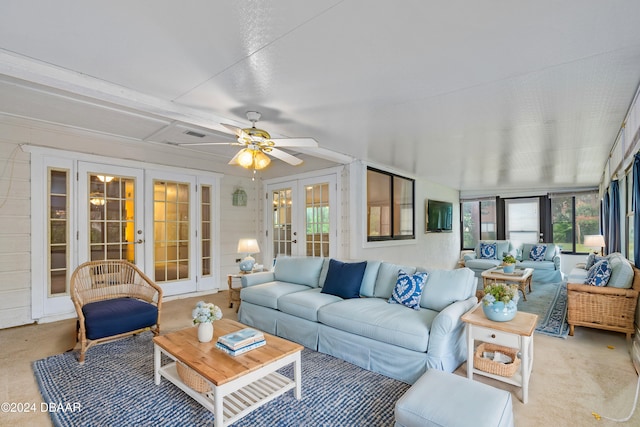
[70,260,163,362]
[567,265,640,340]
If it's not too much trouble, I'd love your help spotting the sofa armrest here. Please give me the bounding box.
[241,271,275,287]
[567,282,639,298]
[427,297,478,356]
[463,253,477,262]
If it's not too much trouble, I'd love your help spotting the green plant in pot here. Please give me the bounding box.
[502,254,517,273]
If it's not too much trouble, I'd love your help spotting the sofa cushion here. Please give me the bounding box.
[585,253,606,270]
[606,253,634,289]
[517,260,555,270]
[388,270,428,310]
[522,243,556,262]
[476,240,511,259]
[274,256,325,287]
[420,268,475,311]
[317,297,437,352]
[374,263,417,299]
[464,258,502,270]
[479,242,497,259]
[529,244,547,261]
[321,259,367,299]
[82,297,158,340]
[586,259,611,287]
[278,288,342,322]
[240,281,311,309]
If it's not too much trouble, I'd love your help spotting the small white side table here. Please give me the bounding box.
[461,304,538,403]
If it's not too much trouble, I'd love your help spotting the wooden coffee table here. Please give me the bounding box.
[481,266,534,301]
[153,319,303,427]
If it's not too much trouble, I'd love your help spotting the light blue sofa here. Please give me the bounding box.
[464,240,562,284]
[238,257,477,384]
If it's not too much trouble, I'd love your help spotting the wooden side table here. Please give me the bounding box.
[461,304,538,403]
[227,274,244,313]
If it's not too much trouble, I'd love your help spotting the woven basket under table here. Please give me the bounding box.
[474,343,521,378]
[176,361,211,393]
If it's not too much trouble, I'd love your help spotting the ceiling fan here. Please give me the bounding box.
[178,111,318,171]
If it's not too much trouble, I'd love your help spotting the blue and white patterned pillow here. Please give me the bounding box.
[529,244,547,261]
[388,270,428,310]
[479,243,497,260]
[585,259,611,287]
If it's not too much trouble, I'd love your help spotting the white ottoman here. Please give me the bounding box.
[394,369,514,427]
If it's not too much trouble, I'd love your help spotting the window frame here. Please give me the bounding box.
[366,166,415,242]
[460,198,497,250]
[550,191,600,254]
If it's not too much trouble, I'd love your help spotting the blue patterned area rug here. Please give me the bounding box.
[517,281,569,339]
[33,333,409,426]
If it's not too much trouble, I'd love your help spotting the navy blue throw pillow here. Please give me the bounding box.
[321,259,367,299]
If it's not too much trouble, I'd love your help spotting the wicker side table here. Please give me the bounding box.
[227,274,243,313]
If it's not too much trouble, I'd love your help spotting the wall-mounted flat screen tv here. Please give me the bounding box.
[426,199,453,233]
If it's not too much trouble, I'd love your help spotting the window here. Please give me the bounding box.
[551,191,599,253]
[505,198,540,249]
[367,167,414,241]
[461,199,496,249]
[49,168,69,296]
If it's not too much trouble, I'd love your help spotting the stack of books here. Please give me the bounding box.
[216,328,265,356]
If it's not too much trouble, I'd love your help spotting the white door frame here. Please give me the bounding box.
[263,169,339,264]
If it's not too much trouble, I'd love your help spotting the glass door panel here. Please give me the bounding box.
[272,188,294,258]
[153,180,190,282]
[49,168,69,296]
[89,174,136,262]
[305,183,330,257]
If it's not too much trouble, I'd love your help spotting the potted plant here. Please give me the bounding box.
[502,253,517,273]
[192,301,223,343]
[482,282,519,322]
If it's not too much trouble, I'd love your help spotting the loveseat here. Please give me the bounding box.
[463,240,562,284]
[238,257,477,384]
[566,252,640,339]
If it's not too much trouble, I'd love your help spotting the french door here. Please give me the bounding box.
[266,174,337,264]
[32,151,217,320]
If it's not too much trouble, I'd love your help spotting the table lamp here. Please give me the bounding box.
[584,234,605,256]
[237,238,260,272]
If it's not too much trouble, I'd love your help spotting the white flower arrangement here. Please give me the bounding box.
[482,283,519,310]
[192,301,223,325]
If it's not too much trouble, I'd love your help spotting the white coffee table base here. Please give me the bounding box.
[154,344,302,427]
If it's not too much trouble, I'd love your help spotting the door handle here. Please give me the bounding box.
[136,239,145,244]
[292,239,297,244]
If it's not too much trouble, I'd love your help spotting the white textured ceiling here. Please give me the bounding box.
[1,0,640,192]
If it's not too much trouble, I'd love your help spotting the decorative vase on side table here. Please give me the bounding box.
[482,282,519,322]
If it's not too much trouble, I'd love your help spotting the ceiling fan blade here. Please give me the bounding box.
[269,137,318,148]
[221,123,244,137]
[228,150,243,165]
[268,147,303,166]
[176,142,240,146]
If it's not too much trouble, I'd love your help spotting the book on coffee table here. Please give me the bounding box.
[217,328,265,350]
[216,339,266,356]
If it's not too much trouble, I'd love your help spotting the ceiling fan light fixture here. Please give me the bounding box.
[254,150,271,170]
[237,148,255,168]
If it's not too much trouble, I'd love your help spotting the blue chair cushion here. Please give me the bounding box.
[321,259,367,299]
[82,297,158,340]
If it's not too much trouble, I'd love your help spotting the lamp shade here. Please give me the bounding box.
[584,234,606,248]
[237,238,260,272]
[237,238,260,254]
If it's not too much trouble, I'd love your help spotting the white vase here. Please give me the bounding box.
[197,322,214,343]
